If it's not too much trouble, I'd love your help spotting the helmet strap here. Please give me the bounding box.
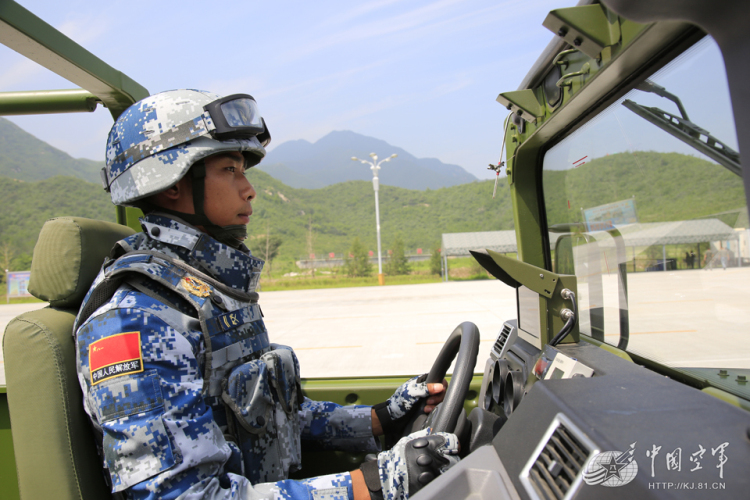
[142,160,248,249]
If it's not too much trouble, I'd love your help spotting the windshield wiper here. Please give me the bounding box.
[622,79,741,177]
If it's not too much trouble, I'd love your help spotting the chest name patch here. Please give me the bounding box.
[89,331,144,385]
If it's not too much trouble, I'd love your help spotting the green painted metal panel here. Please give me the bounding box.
[543,4,622,59]
[293,375,483,479]
[300,375,482,415]
[0,89,99,116]
[0,392,20,500]
[116,206,146,232]
[496,90,544,123]
[478,251,578,345]
[485,250,561,299]
[547,274,579,344]
[496,14,684,349]
[502,21,696,268]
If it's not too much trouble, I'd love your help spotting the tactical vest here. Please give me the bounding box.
[75,246,303,483]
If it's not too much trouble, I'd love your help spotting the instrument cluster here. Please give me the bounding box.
[478,320,540,419]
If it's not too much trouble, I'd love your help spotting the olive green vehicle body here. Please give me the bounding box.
[2,0,750,499]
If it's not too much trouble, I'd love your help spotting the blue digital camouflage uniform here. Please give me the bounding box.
[74,214,379,499]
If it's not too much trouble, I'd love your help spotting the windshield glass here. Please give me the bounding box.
[542,37,748,371]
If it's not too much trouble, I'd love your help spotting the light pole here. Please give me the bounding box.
[351,152,397,285]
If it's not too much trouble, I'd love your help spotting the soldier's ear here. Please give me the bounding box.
[150,176,194,213]
[160,176,191,200]
[161,182,182,200]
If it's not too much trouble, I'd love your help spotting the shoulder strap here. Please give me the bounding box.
[75,251,200,333]
[76,248,261,333]
[124,250,260,303]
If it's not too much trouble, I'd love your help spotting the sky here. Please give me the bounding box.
[0,0,576,181]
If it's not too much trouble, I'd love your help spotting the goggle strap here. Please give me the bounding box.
[201,110,217,133]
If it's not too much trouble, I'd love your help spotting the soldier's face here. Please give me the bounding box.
[203,152,256,226]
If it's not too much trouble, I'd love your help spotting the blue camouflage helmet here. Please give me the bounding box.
[103,89,269,206]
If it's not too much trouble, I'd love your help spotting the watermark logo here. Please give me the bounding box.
[583,442,638,487]
[582,441,729,491]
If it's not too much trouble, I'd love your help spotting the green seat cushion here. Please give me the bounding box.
[28,217,135,308]
[3,307,110,499]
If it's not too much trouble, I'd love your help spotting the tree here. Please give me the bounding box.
[11,253,32,272]
[344,237,372,277]
[250,225,282,279]
[306,215,316,278]
[429,244,442,276]
[0,241,15,286]
[385,235,410,275]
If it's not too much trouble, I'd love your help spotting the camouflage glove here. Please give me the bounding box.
[373,374,430,435]
[360,429,460,500]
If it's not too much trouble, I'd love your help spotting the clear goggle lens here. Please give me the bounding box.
[219,98,263,129]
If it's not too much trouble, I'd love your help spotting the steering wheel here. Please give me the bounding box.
[404,322,480,436]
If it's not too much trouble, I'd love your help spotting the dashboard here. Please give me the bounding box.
[414,320,750,500]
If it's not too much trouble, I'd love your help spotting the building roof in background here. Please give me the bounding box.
[618,219,739,247]
[441,219,740,256]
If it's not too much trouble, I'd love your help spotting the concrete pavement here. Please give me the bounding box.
[0,281,516,385]
[2,269,749,386]
[260,280,515,378]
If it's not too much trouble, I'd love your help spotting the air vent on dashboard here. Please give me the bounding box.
[520,414,598,500]
[490,321,517,360]
[493,324,511,355]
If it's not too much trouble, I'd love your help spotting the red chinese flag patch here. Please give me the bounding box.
[89,331,143,385]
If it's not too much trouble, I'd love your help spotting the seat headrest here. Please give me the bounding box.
[28,217,136,308]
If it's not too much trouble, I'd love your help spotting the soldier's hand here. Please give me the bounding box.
[372,375,449,437]
[424,378,448,413]
[358,429,460,500]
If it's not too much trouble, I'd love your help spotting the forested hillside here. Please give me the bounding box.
[0,168,511,268]
[1,151,744,273]
[0,175,114,270]
[244,168,513,259]
[544,151,746,226]
[0,117,103,184]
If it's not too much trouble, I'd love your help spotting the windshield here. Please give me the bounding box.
[542,36,748,372]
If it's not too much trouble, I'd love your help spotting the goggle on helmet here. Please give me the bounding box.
[102,89,271,206]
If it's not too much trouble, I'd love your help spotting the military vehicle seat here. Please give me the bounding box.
[3,217,135,500]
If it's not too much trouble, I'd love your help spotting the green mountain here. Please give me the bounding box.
[0,168,509,266]
[0,117,103,183]
[260,130,477,190]
[0,151,744,271]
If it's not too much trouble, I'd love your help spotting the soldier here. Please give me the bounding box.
[74,90,459,500]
